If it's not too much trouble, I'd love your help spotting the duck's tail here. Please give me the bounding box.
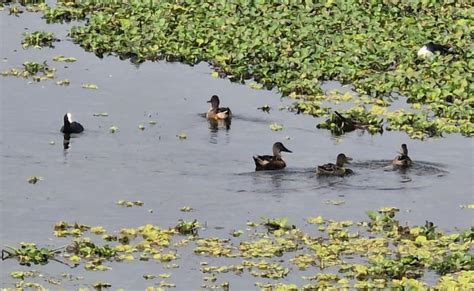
[253,156,264,170]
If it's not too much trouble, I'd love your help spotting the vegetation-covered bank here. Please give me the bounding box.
[3,0,473,138]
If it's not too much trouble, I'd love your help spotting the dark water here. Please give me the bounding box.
[1,11,473,290]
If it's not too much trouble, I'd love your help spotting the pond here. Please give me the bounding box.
[0,8,472,290]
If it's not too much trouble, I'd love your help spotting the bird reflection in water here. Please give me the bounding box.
[208,118,231,132]
[63,133,71,150]
[208,118,231,145]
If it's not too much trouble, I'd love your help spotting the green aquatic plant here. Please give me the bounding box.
[1,61,55,82]
[54,0,472,138]
[52,55,77,62]
[262,217,294,232]
[1,243,58,266]
[21,31,58,49]
[174,219,199,235]
[82,83,98,90]
[2,207,472,289]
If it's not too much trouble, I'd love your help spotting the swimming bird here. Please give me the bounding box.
[206,95,232,120]
[316,153,353,177]
[417,42,453,59]
[392,144,412,168]
[253,142,292,171]
[60,113,84,134]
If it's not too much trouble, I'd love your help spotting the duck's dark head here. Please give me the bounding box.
[207,95,220,109]
[336,153,352,167]
[401,144,409,156]
[64,113,72,126]
[273,142,292,156]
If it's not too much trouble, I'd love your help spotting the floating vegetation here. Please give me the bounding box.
[21,31,58,49]
[58,1,472,138]
[42,1,97,23]
[82,83,98,90]
[2,209,472,288]
[261,217,295,232]
[93,112,109,117]
[1,243,60,266]
[460,204,474,209]
[325,199,346,206]
[116,200,144,207]
[176,133,187,140]
[55,79,70,86]
[109,125,119,133]
[180,206,193,212]
[27,176,42,184]
[52,55,77,62]
[1,61,55,82]
[8,5,23,16]
[174,219,199,236]
[269,123,283,131]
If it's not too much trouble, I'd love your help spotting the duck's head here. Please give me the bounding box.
[64,113,72,124]
[400,144,409,156]
[273,142,292,156]
[336,153,352,167]
[207,95,220,108]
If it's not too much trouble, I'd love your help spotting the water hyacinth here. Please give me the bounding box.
[2,209,472,288]
[39,0,472,138]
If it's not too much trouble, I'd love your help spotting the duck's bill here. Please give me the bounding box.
[346,156,353,163]
[206,99,212,103]
[282,146,292,153]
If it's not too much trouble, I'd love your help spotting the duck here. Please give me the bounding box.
[417,42,453,59]
[253,142,292,171]
[60,113,84,134]
[392,144,412,168]
[206,95,231,120]
[316,153,353,177]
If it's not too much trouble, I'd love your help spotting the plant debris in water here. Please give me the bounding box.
[82,83,98,90]
[116,200,144,207]
[21,31,58,49]
[2,61,55,82]
[27,176,42,184]
[52,55,77,62]
[3,209,471,289]
[269,123,283,131]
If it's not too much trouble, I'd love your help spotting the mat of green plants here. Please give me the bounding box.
[0,1,473,290]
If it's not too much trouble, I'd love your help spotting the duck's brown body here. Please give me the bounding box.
[392,144,412,168]
[253,142,292,171]
[316,153,353,177]
[206,95,231,120]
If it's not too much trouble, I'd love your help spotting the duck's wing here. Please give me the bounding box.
[216,107,232,119]
[253,155,273,163]
[316,163,337,175]
[431,43,452,54]
[318,163,336,171]
[253,155,273,170]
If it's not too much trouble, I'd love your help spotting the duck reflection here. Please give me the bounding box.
[63,133,71,150]
[208,118,231,132]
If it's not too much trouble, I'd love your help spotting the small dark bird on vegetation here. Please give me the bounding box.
[417,42,454,59]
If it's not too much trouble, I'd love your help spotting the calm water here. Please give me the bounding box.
[1,10,473,290]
